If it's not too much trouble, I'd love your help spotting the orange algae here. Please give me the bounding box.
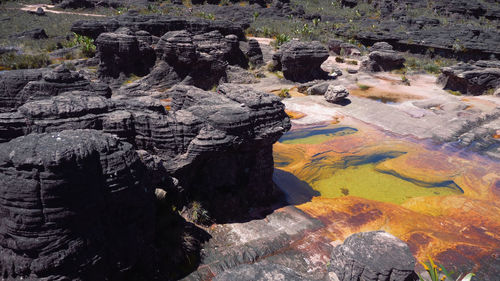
[285,110,306,120]
[273,116,500,272]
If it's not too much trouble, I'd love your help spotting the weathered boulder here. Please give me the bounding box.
[325,84,349,103]
[369,41,393,51]
[361,50,405,72]
[328,38,359,56]
[274,40,329,82]
[329,231,416,281]
[438,60,500,95]
[306,82,331,95]
[0,129,155,280]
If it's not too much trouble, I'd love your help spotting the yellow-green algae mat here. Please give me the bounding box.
[274,124,463,205]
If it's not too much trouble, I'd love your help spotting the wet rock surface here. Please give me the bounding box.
[329,231,416,281]
[0,129,155,280]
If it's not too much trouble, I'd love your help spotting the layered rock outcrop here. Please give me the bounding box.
[245,38,264,67]
[100,28,247,90]
[272,40,329,82]
[0,72,291,220]
[438,60,500,95]
[0,129,155,280]
[0,65,110,113]
[96,27,156,81]
[330,1,500,60]
[329,231,416,281]
[71,11,246,40]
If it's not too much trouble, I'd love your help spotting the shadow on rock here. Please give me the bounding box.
[155,195,212,281]
[333,98,352,106]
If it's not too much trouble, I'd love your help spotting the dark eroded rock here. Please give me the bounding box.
[246,38,264,67]
[1,65,111,112]
[274,40,329,82]
[329,231,416,281]
[72,12,245,40]
[361,50,405,72]
[0,129,155,280]
[10,28,48,40]
[96,28,155,81]
[438,60,500,95]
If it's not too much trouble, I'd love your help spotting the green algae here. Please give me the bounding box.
[312,163,462,204]
[280,126,358,145]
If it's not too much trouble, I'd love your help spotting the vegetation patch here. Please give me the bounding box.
[0,52,50,70]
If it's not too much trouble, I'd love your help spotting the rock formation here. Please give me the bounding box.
[96,27,156,81]
[0,65,110,113]
[329,231,416,281]
[361,49,405,72]
[0,70,291,221]
[328,38,360,56]
[71,11,246,40]
[98,27,247,90]
[273,40,329,82]
[10,28,48,40]
[0,68,46,113]
[245,38,264,67]
[438,60,500,95]
[0,129,155,280]
[331,0,500,60]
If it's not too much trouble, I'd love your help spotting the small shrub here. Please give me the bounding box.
[418,257,475,281]
[312,18,321,27]
[335,56,345,63]
[272,71,284,79]
[253,11,259,21]
[278,88,290,99]
[198,12,216,20]
[63,62,76,71]
[401,75,410,86]
[187,201,211,225]
[272,33,291,49]
[347,60,358,65]
[67,33,96,58]
[423,63,441,74]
